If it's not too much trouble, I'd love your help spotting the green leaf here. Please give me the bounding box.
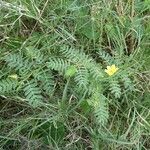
[65,65,77,77]
[42,121,65,145]
[80,100,91,114]
[77,18,99,40]
[24,80,43,107]
[0,78,18,94]
[88,93,109,126]
[75,7,99,40]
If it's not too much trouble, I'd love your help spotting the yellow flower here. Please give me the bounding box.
[105,65,119,76]
[8,74,18,80]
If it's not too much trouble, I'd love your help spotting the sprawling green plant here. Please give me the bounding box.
[0,0,149,149]
[0,44,137,127]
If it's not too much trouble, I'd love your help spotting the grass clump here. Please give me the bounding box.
[0,0,150,149]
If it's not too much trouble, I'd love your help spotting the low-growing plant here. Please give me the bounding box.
[0,0,149,149]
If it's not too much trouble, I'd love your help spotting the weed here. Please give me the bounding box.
[0,0,149,149]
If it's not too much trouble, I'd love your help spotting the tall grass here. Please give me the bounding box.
[0,0,150,149]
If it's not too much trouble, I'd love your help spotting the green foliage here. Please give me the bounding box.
[59,46,93,66]
[97,50,114,65]
[46,46,104,93]
[47,57,70,73]
[74,4,99,40]
[88,92,109,126]
[60,46,104,79]
[4,53,24,70]
[24,80,43,107]
[35,69,54,95]
[43,121,65,145]
[109,80,121,99]
[4,53,32,75]
[75,67,89,90]
[0,78,18,94]
[122,76,134,91]
[65,65,77,78]
[0,0,149,149]
[25,46,45,64]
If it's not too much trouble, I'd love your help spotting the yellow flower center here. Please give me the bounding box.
[105,65,119,76]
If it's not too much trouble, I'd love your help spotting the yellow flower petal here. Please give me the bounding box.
[8,74,18,80]
[105,65,119,76]
[107,66,111,70]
